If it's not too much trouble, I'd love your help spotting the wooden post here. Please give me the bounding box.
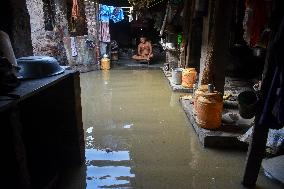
[185,0,211,69]
[180,0,191,67]
[183,0,194,67]
[199,0,234,94]
[242,120,269,187]
[189,16,203,69]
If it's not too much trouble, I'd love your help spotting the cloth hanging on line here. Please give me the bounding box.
[71,37,78,57]
[99,4,124,23]
[98,4,124,42]
[100,4,114,22]
[128,14,133,22]
[110,7,124,23]
[243,0,272,47]
[72,0,79,20]
[100,42,108,56]
[99,22,111,42]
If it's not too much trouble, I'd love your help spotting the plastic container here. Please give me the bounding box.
[182,68,197,88]
[194,85,208,113]
[196,92,223,129]
[101,57,110,70]
[172,68,183,85]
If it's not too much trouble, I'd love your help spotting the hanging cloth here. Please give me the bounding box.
[72,0,79,20]
[99,22,111,42]
[71,37,78,57]
[243,0,272,47]
[99,4,113,22]
[110,7,124,23]
[99,4,124,23]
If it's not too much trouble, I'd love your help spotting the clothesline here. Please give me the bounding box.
[99,4,126,43]
[120,7,133,9]
[120,7,134,14]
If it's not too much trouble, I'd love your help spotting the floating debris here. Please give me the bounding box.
[105,148,113,153]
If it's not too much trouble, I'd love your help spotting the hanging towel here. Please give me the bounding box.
[128,14,133,22]
[72,0,79,20]
[99,22,111,42]
[99,4,124,23]
[110,7,124,23]
[99,4,113,22]
[71,37,78,57]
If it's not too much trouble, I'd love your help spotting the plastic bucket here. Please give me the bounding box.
[101,58,110,70]
[238,91,257,119]
[196,92,223,129]
[182,68,197,88]
[172,68,183,85]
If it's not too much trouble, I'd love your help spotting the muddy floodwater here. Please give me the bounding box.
[59,70,281,189]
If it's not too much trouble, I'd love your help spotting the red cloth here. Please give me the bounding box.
[245,0,271,47]
[72,0,79,20]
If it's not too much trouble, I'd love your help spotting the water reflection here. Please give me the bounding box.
[85,148,134,188]
[86,149,130,161]
[86,127,93,134]
[123,123,134,129]
[85,123,134,188]
[87,166,134,189]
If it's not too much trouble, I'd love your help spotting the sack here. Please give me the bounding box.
[0,57,20,94]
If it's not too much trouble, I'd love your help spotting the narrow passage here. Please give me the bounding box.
[77,70,280,189]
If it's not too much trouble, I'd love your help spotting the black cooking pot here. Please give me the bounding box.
[17,56,65,79]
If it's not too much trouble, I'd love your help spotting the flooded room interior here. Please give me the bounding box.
[1,0,284,189]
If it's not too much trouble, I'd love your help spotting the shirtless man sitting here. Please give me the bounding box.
[132,37,153,61]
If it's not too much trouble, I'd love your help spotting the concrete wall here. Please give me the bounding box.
[84,0,98,40]
[26,0,69,64]
[7,0,34,57]
[26,0,46,55]
[63,35,96,66]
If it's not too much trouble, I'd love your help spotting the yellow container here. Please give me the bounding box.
[182,68,197,88]
[196,92,223,130]
[101,57,110,70]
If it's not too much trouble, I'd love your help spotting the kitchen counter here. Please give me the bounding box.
[1,70,85,189]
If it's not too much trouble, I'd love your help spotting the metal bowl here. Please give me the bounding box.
[17,56,65,79]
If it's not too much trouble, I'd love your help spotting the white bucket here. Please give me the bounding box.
[172,68,183,85]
